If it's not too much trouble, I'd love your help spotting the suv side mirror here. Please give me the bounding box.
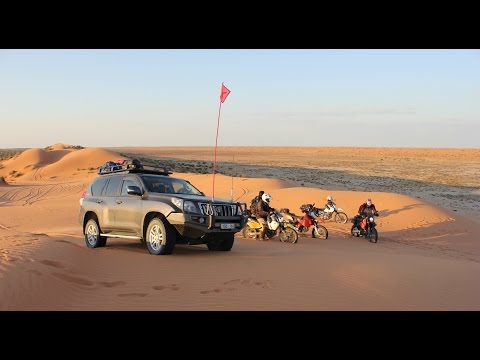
[127,185,143,196]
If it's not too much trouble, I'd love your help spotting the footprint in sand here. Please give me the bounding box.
[152,284,180,291]
[98,281,127,288]
[117,293,149,297]
[39,260,67,269]
[200,278,272,294]
[224,278,272,289]
[200,287,236,294]
[52,272,95,286]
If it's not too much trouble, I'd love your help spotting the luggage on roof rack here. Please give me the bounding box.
[97,159,142,174]
[97,159,172,176]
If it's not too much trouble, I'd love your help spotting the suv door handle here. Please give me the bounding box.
[116,200,123,204]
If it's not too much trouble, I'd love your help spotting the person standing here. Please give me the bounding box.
[249,190,264,217]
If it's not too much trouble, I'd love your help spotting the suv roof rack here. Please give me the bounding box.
[97,160,172,176]
[129,166,173,176]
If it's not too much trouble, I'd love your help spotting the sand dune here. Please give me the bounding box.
[1,145,479,310]
[0,147,125,182]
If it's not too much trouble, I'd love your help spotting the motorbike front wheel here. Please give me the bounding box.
[312,225,328,239]
[334,212,348,224]
[367,228,378,243]
[279,228,299,244]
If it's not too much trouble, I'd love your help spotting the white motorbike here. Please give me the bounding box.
[314,204,348,224]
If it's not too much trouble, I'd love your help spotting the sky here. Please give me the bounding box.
[1,49,479,149]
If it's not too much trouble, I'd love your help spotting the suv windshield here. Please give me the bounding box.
[140,174,204,195]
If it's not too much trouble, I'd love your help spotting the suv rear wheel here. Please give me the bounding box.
[84,218,107,248]
[145,217,176,255]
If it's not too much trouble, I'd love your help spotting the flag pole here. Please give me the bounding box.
[212,82,231,202]
[230,154,234,202]
[212,100,222,201]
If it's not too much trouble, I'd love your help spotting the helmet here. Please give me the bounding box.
[262,193,272,203]
[366,198,372,206]
[327,196,333,201]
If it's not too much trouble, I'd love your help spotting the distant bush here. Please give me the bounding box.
[0,149,23,161]
[117,153,214,175]
[45,144,84,150]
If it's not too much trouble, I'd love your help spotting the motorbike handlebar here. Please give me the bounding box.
[358,211,379,217]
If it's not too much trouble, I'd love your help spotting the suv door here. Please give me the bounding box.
[99,175,123,232]
[113,177,143,235]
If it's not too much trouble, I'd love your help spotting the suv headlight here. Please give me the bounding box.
[171,198,200,214]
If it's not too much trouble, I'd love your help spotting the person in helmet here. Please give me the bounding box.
[358,198,377,216]
[255,192,273,240]
[324,195,337,213]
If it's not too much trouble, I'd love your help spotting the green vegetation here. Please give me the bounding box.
[119,153,212,174]
[0,149,24,161]
[44,145,84,150]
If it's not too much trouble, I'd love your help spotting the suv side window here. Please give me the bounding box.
[91,177,108,196]
[120,179,140,196]
[104,176,122,197]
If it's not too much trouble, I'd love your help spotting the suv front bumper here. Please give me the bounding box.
[168,212,245,240]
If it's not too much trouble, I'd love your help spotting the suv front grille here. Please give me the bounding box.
[199,203,238,217]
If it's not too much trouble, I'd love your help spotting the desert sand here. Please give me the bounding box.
[1,144,479,310]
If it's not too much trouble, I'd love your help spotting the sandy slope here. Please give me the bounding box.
[0,146,479,310]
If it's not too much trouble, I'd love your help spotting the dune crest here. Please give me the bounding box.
[0,146,126,182]
[46,143,74,150]
[36,147,126,179]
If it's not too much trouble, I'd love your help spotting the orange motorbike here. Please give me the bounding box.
[280,204,328,239]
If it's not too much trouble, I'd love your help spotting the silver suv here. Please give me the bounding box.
[79,162,246,255]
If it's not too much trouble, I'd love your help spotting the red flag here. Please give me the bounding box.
[220,83,231,103]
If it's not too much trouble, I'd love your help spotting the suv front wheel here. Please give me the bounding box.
[84,218,107,248]
[145,217,176,255]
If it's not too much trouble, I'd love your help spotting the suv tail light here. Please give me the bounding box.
[80,190,86,206]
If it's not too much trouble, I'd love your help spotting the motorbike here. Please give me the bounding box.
[281,204,328,239]
[350,210,379,243]
[314,203,348,224]
[242,210,299,244]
